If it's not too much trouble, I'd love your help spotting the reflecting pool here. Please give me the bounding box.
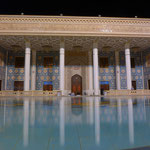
[0,96,150,150]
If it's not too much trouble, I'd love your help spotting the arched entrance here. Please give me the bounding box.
[71,74,82,95]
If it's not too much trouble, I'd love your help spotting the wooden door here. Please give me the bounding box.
[100,84,109,91]
[71,74,82,95]
[132,81,136,90]
[0,80,1,91]
[14,81,24,91]
[43,85,53,91]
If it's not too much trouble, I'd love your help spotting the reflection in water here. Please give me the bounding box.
[95,97,100,145]
[128,98,134,144]
[88,97,94,125]
[60,97,65,146]
[71,97,83,116]
[30,98,35,126]
[23,98,29,147]
[117,99,122,125]
[3,101,6,126]
[1,97,150,149]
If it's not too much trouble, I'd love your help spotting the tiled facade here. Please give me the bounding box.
[36,51,59,90]
[0,49,150,91]
[120,51,143,89]
[142,49,150,89]
[0,47,6,90]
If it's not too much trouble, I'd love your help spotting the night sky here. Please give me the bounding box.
[0,0,150,18]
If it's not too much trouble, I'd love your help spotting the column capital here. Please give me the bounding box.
[32,49,36,52]
[60,48,65,55]
[60,40,65,49]
[93,42,98,49]
[125,42,130,49]
[25,40,31,48]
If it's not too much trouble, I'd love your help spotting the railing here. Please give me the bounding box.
[106,89,150,96]
[1,90,150,96]
[0,90,61,96]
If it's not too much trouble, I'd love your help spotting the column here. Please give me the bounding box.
[88,51,94,95]
[125,43,132,90]
[93,42,100,95]
[24,41,31,91]
[5,51,8,90]
[115,50,121,90]
[31,49,36,90]
[59,41,65,95]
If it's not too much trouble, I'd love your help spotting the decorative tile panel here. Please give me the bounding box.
[36,51,59,90]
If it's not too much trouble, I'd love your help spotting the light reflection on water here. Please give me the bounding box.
[0,96,149,150]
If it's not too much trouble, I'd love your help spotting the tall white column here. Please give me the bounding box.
[88,51,94,95]
[24,41,31,91]
[31,49,36,91]
[125,43,132,90]
[115,50,121,90]
[59,41,65,95]
[93,42,100,95]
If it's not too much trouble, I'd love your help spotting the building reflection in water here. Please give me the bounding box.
[95,97,100,145]
[117,99,122,125]
[3,100,6,126]
[88,97,94,125]
[128,98,134,144]
[60,97,65,146]
[23,97,29,147]
[71,97,83,116]
[30,97,35,126]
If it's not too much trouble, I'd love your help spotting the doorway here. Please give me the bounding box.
[0,80,1,91]
[100,81,109,95]
[14,81,24,91]
[71,74,82,95]
[148,80,150,89]
[132,81,136,90]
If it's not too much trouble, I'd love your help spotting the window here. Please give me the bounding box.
[15,57,24,68]
[131,58,135,68]
[44,57,53,68]
[99,57,109,68]
[14,81,24,91]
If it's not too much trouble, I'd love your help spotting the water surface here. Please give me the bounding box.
[0,96,150,150]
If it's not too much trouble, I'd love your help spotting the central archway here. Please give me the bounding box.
[71,74,82,95]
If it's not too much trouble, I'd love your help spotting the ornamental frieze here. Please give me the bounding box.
[0,15,150,37]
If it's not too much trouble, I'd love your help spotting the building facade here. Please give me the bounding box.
[1,15,150,95]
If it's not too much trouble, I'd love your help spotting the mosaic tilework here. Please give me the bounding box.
[119,51,143,89]
[99,51,116,89]
[2,49,145,91]
[36,51,59,90]
[0,47,6,90]
[142,49,150,89]
[7,51,25,90]
[98,51,143,90]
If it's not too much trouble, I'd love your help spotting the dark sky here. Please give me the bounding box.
[0,0,150,18]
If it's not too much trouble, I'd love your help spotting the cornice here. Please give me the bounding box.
[0,15,150,25]
[0,15,150,37]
